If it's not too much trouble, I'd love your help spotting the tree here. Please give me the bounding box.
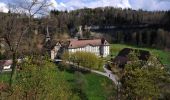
[0,55,75,99]
[120,52,170,100]
[0,0,52,86]
[156,29,166,48]
[64,51,104,70]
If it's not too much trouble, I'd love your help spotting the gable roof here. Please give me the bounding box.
[0,60,12,67]
[117,48,150,61]
[112,48,151,68]
[0,60,12,71]
[68,39,109,49]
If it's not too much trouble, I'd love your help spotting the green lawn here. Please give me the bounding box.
[110,44,170,67]
[60,70,115,100]
[0,69,115,100]
[0,72,10,83]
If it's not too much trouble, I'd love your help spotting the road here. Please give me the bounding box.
[2,59,119,85]
[55,59,118,85]
[103,65,118,85]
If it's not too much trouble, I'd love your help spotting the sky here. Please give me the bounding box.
[0,0,170,12]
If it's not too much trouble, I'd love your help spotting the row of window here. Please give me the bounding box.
[69,46,100,53]
[69,46,110,56]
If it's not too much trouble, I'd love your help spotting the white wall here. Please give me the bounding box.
[103,46,110,57]
[51,45,61,60]
[3,65,11,70]
[51,50,55,60]
[68,45,110,57]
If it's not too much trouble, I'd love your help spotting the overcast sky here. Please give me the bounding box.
[0,0,170,12]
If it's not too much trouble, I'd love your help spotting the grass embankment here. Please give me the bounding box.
[60,70,115,100]
[0,69,115,100]
[0,72,10,83]
[110,44,170,67]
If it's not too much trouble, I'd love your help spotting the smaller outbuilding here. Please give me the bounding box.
[112,48,151,68]
[0,59,23,72]
[0,60,12,72]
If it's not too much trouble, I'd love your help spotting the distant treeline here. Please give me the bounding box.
[50,7,170,30]
[93,28,170,49]
[0,7,170,50]
[50,7,170,49]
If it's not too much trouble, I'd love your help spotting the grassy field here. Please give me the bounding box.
[0,72,10,83]
[59,70,115,100]
[110,44,170,67]
[0,69,115,100]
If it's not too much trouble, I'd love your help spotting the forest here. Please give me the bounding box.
[49,7,170,49]
[0,1,170,99]
[0,7,170,51]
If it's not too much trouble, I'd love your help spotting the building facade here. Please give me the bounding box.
[51,39,110,60]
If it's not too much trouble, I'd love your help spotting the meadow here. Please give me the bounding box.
[110,44,170,67]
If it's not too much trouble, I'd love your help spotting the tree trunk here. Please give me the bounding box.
[9,52,17,86]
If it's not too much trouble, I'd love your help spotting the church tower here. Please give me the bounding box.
[77,26,83,38]
[43,25,51,55]
[45,25,51,42]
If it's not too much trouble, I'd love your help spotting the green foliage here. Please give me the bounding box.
[73,71,88,100]
[62,51,104,70]
[1,56,74,99]
[51,8,170,28]
[62,51,70,61]
[74,71,87,91]
[101,79,116,100]
[58,67,115,100]
[0,65,116,100]
[84,73,115,100]
[0,73,10,83]
[110,44,170,68]
[50,8,170,49]
[120,52,170,100]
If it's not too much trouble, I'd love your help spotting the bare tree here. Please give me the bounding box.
[0,0,52,86]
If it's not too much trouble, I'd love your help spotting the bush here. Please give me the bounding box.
[62,51,104,70]
[0,56,76,99]
[120,52,170,100]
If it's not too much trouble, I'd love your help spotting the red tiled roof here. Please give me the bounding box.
[68,39,109,48]
[0,60,12,66]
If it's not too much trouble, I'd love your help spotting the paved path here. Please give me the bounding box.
[65,61,107,76]
[103,65,118,85]
[55,59,118,85]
